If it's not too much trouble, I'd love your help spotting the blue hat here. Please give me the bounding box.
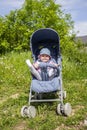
[40,48,51,57]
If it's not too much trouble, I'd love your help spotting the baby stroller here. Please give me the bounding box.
[21,28,72,118]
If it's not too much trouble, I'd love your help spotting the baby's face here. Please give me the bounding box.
[40,54,50,62]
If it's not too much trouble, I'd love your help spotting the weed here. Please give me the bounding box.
[0,51,87,130]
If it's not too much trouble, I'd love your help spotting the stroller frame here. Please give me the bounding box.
[29,57,63,103]
[21,28,72,118]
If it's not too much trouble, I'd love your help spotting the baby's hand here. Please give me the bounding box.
[53,63,60,67]
[33,62,39,69]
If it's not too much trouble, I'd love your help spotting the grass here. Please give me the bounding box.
[0,50,87,130]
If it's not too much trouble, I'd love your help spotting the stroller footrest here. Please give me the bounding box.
[30,98,60,102]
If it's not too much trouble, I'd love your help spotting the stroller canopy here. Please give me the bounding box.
[30,28,60,60]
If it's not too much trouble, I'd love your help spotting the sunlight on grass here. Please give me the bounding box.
[0,51,87,130]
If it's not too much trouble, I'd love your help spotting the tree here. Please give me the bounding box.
[0,0,75,54]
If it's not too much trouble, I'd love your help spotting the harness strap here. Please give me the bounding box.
[41,67,48,81]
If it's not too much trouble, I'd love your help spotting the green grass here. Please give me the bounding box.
[0,51,87,130]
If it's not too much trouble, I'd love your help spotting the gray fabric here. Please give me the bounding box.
[33,58,58,81]
[31,77,61,93]
[39,62,57,68]
[40,48,51,56]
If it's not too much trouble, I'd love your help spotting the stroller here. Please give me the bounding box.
[21,28,72,118]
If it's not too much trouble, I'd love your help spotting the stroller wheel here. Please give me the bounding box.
[27,106,36,118]
[21,105,28,117]
[64,103,72,116]
[56,103,62,115]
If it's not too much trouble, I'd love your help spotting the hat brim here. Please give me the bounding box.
[38,54,51,59]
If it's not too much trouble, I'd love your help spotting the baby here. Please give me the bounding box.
[33,48,59,80]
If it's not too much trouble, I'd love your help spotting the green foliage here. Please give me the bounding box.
[0,0,75,54]
[0,40,10,54]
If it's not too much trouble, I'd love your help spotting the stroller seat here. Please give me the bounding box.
[31,77,61,93]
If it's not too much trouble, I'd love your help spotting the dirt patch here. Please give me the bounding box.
[0,93,19,104]
[55,124,71,130]
[71,105,84,116]
[13,121,29,130]
[84,118,87,126]
[55,122,84,130]
[10,93,19,99]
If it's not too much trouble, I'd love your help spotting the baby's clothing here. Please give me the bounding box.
[33,58,58,80]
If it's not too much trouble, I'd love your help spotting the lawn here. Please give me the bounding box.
[0,51,87,130]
